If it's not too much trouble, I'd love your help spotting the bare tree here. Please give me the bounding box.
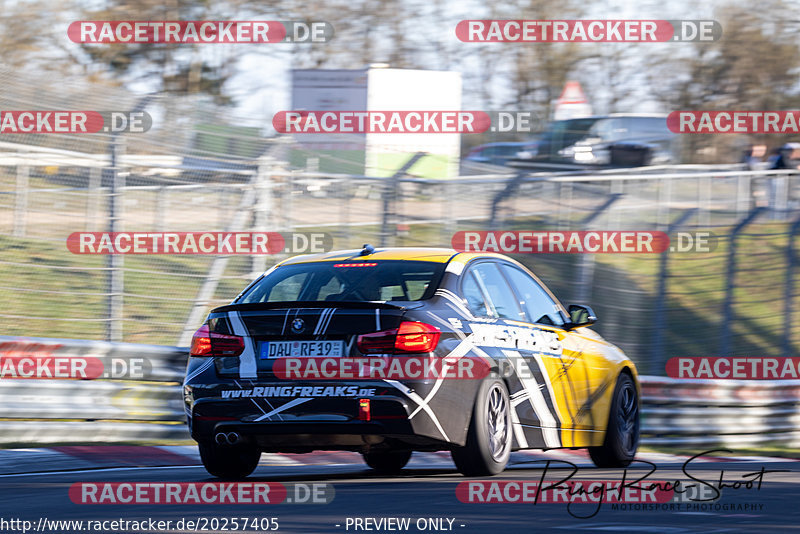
[646,1,800,161]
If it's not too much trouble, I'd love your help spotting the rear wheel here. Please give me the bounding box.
[362,449,412,474]
[589,373,639,468]
[451,379,512,476]
[198,441,261,479]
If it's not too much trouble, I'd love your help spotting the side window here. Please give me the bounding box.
[637,117,669,136]
[591,118,625,142]
[609,117,629,141]
[462,272,491,317]
[564,119,593,146]
[469,263,525,320]
[501,265,565,326]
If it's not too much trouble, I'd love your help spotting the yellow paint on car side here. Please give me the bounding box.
[536,324,638,447]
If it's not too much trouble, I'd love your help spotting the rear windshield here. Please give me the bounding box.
[238,260,446,303]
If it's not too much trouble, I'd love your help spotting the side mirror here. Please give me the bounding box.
[565,304,597,330]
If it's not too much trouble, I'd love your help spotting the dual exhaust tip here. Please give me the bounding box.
[215,431,242,445]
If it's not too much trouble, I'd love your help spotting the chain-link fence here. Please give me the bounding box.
[4,154,800,375]
[1,69,799,376]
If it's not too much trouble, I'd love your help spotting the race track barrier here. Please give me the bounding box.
[1,336,800,449]
[0,335,188,444]
[641,376,800,448]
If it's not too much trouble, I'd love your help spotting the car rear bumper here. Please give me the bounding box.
[188,392,451,452]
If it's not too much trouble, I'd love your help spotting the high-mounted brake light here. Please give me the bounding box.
[190,324,245,357]
[357,321,440,355]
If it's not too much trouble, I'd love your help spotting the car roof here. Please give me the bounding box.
[276,247,513,267]
[278,247,458,265]
[604,113,667,118]
[553,113,666,122]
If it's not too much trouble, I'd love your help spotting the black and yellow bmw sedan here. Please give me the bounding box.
[183,246,640,478]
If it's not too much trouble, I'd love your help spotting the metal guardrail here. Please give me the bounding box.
[1,336,799,449]
[0,336,188,444]
[641,376,800,448]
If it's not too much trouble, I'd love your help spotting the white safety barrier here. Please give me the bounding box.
[641,376,800,448]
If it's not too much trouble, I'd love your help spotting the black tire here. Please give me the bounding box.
[451,378,512,476]
[589,373,640,468]
[198,441,261,479]
[362,449,412,474]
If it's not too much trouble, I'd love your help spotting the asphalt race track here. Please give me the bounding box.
[0,451,797,533]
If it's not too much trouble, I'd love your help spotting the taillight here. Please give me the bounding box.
[356,328,398,354]
[357,321,440,355]
[395,321,441,352]
[190,324,245,357]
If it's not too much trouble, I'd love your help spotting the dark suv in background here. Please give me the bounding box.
[463,141,540,167]
[512,114,678,169]
[524,116,600,165]
[567,114,678,166]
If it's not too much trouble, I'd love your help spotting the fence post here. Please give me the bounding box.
[557,181,573,230]
[283,171,295,237]
[652,209,697,372]
[573,193,623,304]
[736,172,751,217]
[105,95,153,342]
[609,179,623,229]
[783,214,800,355]
[442,178,456,247]
[720,207,765,355]
[769,175,789,221]
[106,137,125,342]
[379,152,426,247]
[488,172,526,231]
[336,175,349,248]
[12,158,29,238]
[177,169,261,346]
[250,157,273,277]
[699,175,712,227]
[657,177,672,229]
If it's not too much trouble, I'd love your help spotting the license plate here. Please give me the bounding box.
[260,340,344,359]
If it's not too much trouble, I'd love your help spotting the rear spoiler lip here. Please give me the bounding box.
[210,301,409,314]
